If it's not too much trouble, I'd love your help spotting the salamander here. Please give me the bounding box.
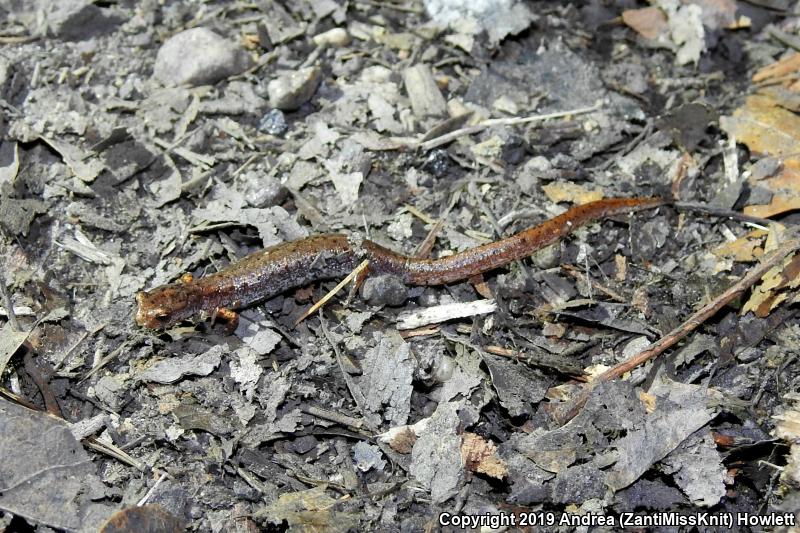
[135,196,666,329]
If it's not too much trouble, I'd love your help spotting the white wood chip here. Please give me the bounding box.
[396,299,497,330]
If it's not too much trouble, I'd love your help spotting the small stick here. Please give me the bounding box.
[137,472,168,506]
[561,264,627,302]
[302,405,365,430]
[412,189,461,259]
[318,314,378,433]
[673,202,776,227]
[54,323,105,371]
[554,236,800,426]
[417,104,601,152]
[0,276,20,331]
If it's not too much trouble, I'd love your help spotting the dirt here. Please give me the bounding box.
[1,0,800,531]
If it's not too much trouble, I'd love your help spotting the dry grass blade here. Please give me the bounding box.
[294,260,370,326]
[417,104,601,152]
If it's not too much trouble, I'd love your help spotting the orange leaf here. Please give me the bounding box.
[753,52,800,83]
[622,7,668,41]
[720,94,800,157]
[461,433,508,479]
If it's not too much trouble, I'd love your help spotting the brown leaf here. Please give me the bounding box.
[622,7,668,41]
[385,425,418,454]
[721,93,800,218]
[99,505,183,533]
[753,52,800,84]
[461,432,508,479]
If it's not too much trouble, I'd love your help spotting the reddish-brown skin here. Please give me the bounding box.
[135,197,666,329]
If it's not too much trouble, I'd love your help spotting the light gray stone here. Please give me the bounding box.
[267,66,322,110]
[153,27,253,87]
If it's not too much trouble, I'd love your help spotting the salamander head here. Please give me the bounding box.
[135,284,196,329]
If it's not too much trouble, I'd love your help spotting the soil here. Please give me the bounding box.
[1,1,800,531]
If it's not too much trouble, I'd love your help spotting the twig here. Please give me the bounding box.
[561,263,626,302]
[0,276,20,331]
[674,202,777,227]
[54,323,105,371]
[414,190,461,258]
[137,472,168,506]
[0,35,38,44]
[554,236,800,426]
[302,405,365,430]
[766,25,800,53]
[318,314,378,433]
[81,338,135,382]
[396,299,498,330]
[417,104,601,152]
[358,0,423,13]
[82,436,146,470]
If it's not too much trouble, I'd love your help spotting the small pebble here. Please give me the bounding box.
[154,27,254,87]
[267,66,322,111]
[360,275,408,307]
[292,435,318,454]
[93,375,125,411]
[312,28,351,48]
[244,173,287,207]
[422,149,449,177]
[257,109,288,136]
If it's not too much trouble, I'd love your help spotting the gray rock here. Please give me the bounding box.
[267,66,322,110]
[258,108,288,136]
[44,0,121,41]
[361,274,408,307]
[94,375,125,410]
[153,27,254,87]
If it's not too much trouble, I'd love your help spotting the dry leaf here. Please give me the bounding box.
[753,52,800,84]
[377,419,429,454]
[691,0,737,30]
[744,159,800,218]
[461,432,508,479]
[712,229,768,262]
[470,135,504,159]
[622,7,668,41]
[541,182,603,204]
[721,93,800,218]
[720,94,800,157]
[773,396,800,487]
[774,400,800,441]
[742,253,800,317]
[262,485,357,533]
[638,390,657,413]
